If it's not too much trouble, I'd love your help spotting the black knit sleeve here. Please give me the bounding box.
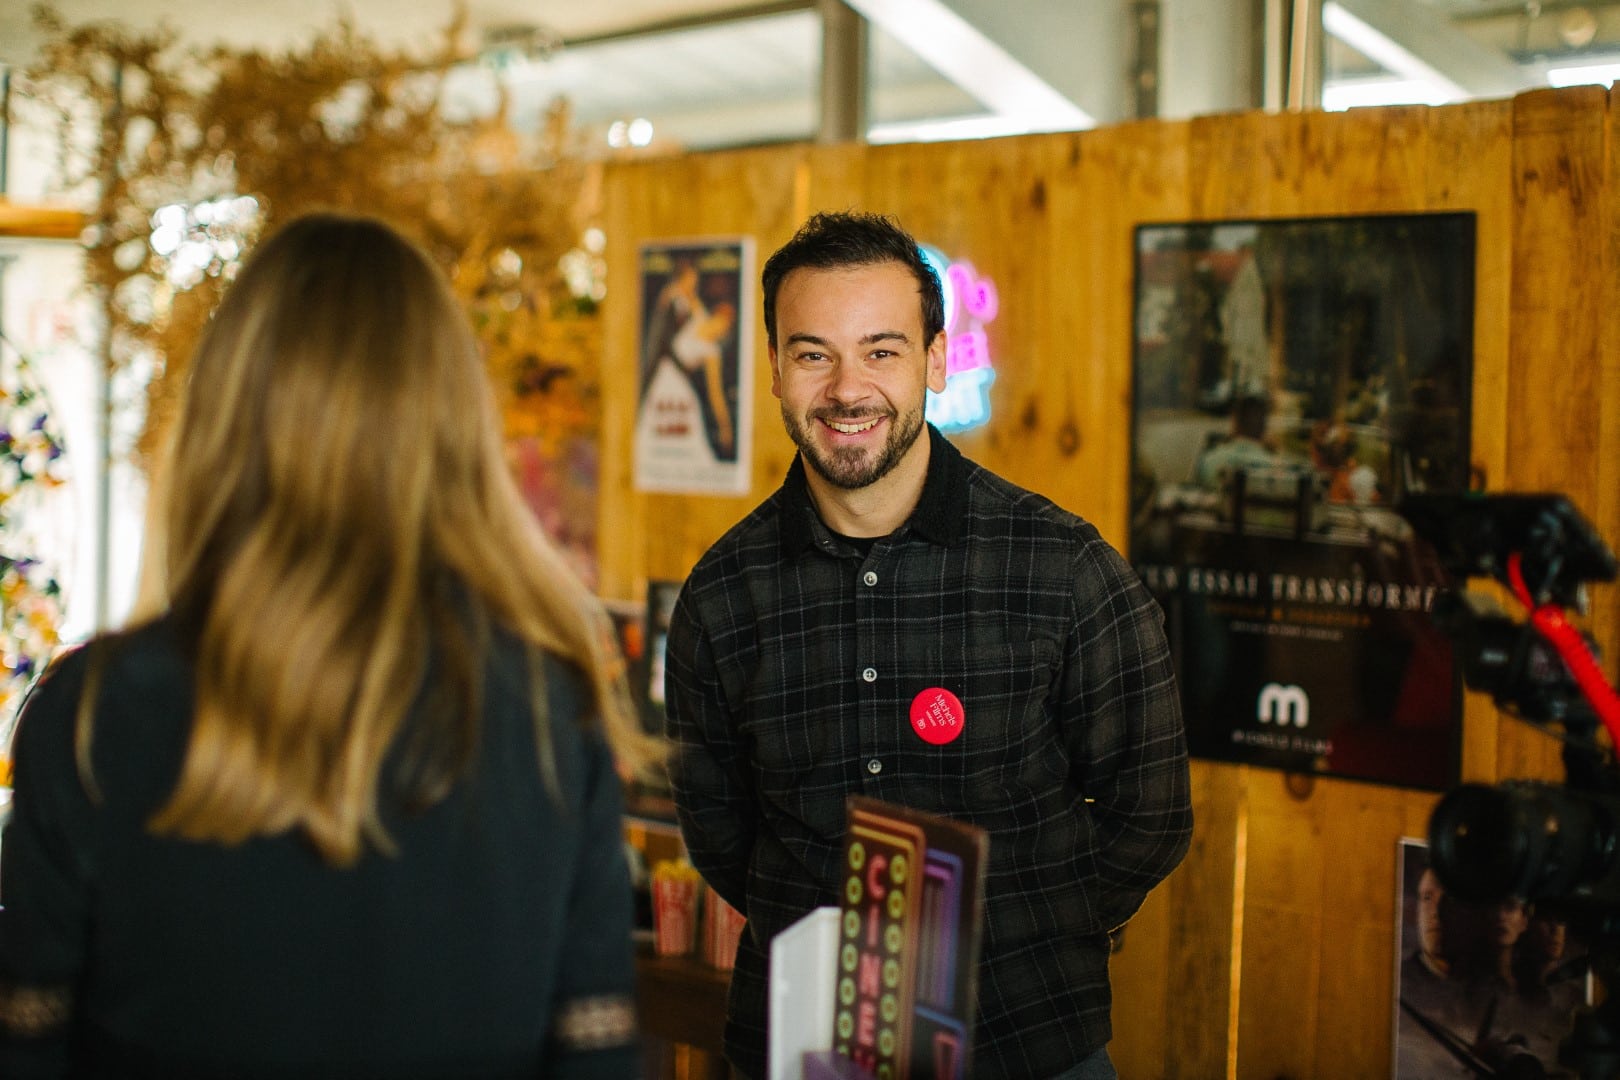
[0,650,94,1079]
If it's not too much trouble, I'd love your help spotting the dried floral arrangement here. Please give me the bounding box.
[0,6,614,742]
[8,2,610,577]
[14,3,607,463]
[0,349,67,753]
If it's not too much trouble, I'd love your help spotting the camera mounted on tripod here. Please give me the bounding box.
[1403,493,1618,727]
[1401,491,1620,1079]
[1400,492,1620,930]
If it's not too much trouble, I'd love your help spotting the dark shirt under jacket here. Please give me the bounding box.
[665,424,1194,1080]
[0,616,639,1080]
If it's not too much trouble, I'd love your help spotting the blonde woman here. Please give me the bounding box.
[0,213,658,1078]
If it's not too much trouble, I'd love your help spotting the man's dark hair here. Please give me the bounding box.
[761,211,945,349]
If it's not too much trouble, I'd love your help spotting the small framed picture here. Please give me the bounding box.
[1393,837,1591,1078]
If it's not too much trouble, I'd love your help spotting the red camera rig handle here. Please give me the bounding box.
[1508,551,1620,748]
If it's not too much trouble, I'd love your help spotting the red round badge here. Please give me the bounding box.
[909,687,965,745]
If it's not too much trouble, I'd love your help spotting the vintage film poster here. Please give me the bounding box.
[644,579,682,718]
[1128,213,1475,789]
[603,586,683,805]
[601,597,657,735]
[634,238,754,494]
[1393,838,1590,1078]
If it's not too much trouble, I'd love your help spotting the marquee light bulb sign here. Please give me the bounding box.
[920,245,999,435]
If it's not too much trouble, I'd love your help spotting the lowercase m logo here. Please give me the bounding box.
[1257,683,1309,728]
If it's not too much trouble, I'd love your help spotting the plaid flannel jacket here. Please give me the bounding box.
[665,425,1193,1080]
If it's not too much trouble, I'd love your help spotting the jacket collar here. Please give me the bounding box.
[779,423,966,556]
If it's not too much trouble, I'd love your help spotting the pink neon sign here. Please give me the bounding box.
[924,247,998,433]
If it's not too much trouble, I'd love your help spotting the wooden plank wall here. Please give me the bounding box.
[597,86,1618,1079]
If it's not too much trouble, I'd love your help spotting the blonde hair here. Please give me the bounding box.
[111,211,657,865]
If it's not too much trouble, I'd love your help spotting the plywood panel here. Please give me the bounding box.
[1234,773,1323,1079]
[1311,780,1414,1078]
[597,86,1617,1079]
[597,148,809,601]
[1235,906,1320,1079]
[598,158,656,602]
[1430,101,1519,786]
[1187,108,1302,220]
[1433,100,1514,497]
[1316,915,1399,1080]
[1498,87,1611,783]
[1601,90,1620,670]
[864,137,1069,505]
[1054,116,1214,1080]
[1105,876,1175,1077]
[1067,119,1194,550]
[1162,760,1243,1080]
[1294,104,1432,216]
[1506,87,1609,500]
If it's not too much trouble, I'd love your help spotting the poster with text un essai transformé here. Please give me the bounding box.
[1128,213,1475,790]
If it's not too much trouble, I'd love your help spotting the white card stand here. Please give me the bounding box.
[768,906,840,1080]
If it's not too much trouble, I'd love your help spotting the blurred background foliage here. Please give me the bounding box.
[13,2,607,477]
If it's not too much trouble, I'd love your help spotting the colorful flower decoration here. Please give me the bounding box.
[0,554,63,732]
[0,354,68,758]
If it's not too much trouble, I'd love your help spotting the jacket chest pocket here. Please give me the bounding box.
[739,647,842,819]
[896,638,1066,811]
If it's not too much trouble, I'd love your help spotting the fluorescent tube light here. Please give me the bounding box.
[1547,61,1620,88]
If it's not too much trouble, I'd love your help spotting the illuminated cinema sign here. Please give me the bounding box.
[832,798,988,1080]
[920,245,998,434]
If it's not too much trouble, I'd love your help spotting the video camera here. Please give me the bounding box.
[1400,492,1620,920]
[1401,491,1620,1078]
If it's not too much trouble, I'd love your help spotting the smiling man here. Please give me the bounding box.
[664,211,1193,1080]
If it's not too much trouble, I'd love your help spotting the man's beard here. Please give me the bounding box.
[782,401,927,490]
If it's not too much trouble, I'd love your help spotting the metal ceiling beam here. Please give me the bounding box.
[1159,0,1266,119]
[1325,0,1526,97]
[839,0,1100,128]
[819,0,868,142]
[559,1,816,48]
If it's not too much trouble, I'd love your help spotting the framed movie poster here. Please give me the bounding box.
[602,597,657,735]
[634,238,755,495]
[1128,213,1475,789]
[1393,838,1590,1078]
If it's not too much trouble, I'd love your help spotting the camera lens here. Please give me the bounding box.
[1429,783,1533,902]
[1428,780,1620,906]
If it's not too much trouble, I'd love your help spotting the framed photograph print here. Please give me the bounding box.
[1393,837,1590,1078]
[1128,213,1475,789]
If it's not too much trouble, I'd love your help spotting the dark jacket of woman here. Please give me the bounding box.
[0,616,639,1079]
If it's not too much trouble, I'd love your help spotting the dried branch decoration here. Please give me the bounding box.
[15,2,603,468]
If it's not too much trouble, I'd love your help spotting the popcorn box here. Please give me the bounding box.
[651,859,702,957]
[702,885,746,970]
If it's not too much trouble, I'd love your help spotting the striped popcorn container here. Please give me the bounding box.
[651,859,702,957]
[701,886,746,970]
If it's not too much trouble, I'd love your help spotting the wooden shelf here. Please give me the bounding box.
[636,942,732,1080]
[636,942,731,1050]
[0,199,87,240]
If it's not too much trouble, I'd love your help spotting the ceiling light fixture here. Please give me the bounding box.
[479,23,564,71]
[866,114,1032,144]
[1322,77,1456,111]
[1546,59,1620,88]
